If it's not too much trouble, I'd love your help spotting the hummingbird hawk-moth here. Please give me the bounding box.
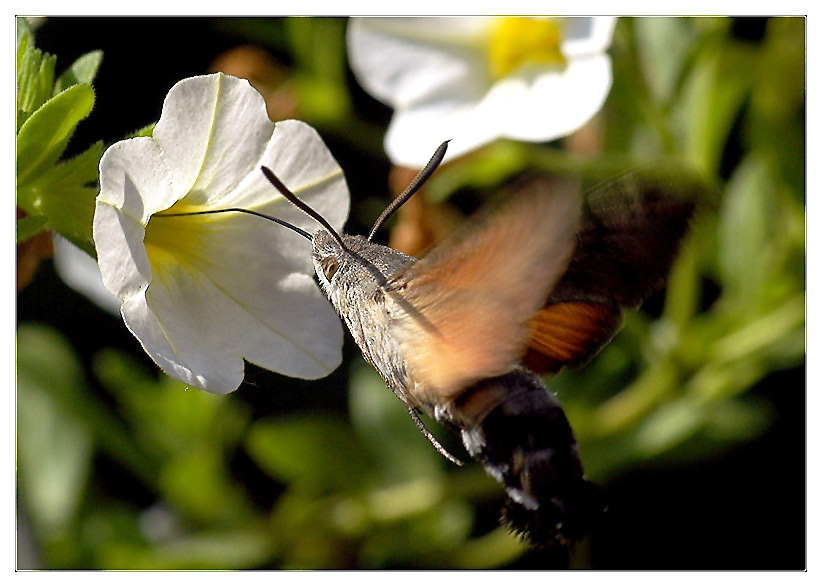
[164,141,700,545]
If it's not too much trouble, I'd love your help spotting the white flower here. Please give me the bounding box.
[348,17,618,167]
[93,73,349,394]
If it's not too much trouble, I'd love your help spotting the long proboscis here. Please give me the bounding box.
[261,166,347,250]
[154,207,312,240]
[367,140,449,242]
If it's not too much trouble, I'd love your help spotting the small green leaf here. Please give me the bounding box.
[16,83,95,187]
[17,214,49,242]
[54,50,103,94]
[16,19,56,128]
[130,122,156,138]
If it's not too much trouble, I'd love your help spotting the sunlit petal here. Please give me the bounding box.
[216,119,349,252]
[96,137,178,223]
[93,201,151,301]
[153,74,278,205]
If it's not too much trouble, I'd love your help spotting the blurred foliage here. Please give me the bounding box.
[16,17,805,569]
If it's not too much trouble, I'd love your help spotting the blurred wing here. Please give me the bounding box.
[523,165,706,373]
[523,301,623,374]
[387,176,581,400]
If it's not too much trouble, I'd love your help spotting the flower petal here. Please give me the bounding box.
[384,56,613,167]
[498,54,613,141]
[216,119,350,242]
[93,201,151,300]
[349,17,617,168]
[348,18,490,109]
[561,17,618,57]
[153,74,276,205]
[384,99,493,167]
[96,136,178,224]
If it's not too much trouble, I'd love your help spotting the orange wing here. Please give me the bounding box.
[387,176,582,402]
[388,166,703,399]
[523,302,622,373]
[524,165,704,373]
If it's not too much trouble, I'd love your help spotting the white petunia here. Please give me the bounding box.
[93,73,349,394]
[348,17,618,167]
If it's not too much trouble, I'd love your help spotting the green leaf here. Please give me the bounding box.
[17,214,49,242]
[633,17,698,104]
[130,122,156,137]
[747,18,805,195]
[16,141,103,255]
[16,83,95,187]
[146,528,273,570]
[16,15,33,41]
[673,35,756,175]
[159,449,254,525]
[717,155,774,306]
[16,18,57,129]
[83,505,272,570]
[285,17,346,83]
[54,50,103,94]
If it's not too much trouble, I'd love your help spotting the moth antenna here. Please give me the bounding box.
[367,140,450,242]
[154,207,312,240]
[406,404,464,466]
[261,166,347,250]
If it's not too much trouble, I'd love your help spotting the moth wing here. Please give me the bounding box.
[523,301,623,374]
[387,176,581,401]
[523,165,705,373]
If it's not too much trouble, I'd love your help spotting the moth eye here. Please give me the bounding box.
[322,259,340,280]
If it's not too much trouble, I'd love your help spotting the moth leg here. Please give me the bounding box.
[405,404,464,467]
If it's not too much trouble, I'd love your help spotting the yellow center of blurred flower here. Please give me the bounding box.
[488,17,566,79]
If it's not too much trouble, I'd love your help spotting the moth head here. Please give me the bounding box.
[311,229,346,289]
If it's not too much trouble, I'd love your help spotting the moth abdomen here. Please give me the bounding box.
[454,369,602,546]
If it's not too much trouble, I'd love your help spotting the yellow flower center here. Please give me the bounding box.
[144,203,215,280]
[488,17,566,80]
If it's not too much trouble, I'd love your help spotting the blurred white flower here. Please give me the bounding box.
[348,17,617,167]
[53,235,121,315]
[93,73,349,393]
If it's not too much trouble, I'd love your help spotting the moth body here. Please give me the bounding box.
[312,232,419,405]
[309,181,594,544]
